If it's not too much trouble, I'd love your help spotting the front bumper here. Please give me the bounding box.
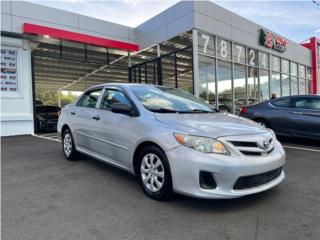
[166,141,286,199]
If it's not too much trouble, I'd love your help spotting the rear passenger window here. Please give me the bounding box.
[78,89,102,108]
[294,98,320,110]
[271,98,291,108]
[310,99,320,110]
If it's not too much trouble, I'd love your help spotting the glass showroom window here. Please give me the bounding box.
[216,38,232,113]
[247,48,258,67]
[234,63,246,105]
[217,38,231,61]
[198,32,215,57]
[299,79,306,95]
[260,69,269,101]
[299,65,306,94]
[217,60,232,112]
[281,59,290,96]
[306,67,312,94]
[233,44,246,64]
[199,55,216,104]
[281,74,290,96]
[259,52,269,69]
[290,62,298,95]
[291,77,298,95]
[248,67,259,104]
[247,48,259,103]
[271,56,281,98]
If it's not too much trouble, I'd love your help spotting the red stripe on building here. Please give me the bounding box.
[23,23,139,52]
[302,37,319,94]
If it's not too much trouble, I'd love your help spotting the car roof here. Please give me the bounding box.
[271,95,320,101]
[85,83,166,92]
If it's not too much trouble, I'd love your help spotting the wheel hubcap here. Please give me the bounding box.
[63,133,72,156]
[140,153,164,192]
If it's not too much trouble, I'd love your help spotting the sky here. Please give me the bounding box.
[28,0,320,43]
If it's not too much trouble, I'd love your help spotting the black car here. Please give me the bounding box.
[35,99,44,105]
[36,105,61,132]
[239,95,320,140]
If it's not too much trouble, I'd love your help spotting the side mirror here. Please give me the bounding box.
[111,103,135,116]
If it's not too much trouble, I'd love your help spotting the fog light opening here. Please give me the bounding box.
[199,171,217,189]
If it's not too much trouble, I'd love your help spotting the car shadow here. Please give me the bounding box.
[169,188,281,212]
[73,153,282,212]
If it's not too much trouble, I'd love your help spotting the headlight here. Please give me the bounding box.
[174,133,229,155]
[268,129,277,139]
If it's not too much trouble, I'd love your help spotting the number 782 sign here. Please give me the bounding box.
[259,29,287,53]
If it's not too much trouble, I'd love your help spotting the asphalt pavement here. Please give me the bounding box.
[2,135,320,240]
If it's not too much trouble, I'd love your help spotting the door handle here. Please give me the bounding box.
[70,112,76,115]
[92,115,100,121]
[291,111,303,115]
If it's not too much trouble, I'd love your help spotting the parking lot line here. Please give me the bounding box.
[33,134,61,142]
[283,145,320,153]
[40,133,58,137]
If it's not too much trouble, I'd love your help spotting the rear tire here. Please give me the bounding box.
[137,145,173,201]
[62,128,78,161]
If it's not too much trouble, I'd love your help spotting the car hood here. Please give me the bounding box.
[155,112,268,138]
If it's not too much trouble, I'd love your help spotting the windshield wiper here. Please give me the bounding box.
[149,108,181,113]
[181,109,213,113]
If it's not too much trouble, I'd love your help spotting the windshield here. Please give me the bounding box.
[36,106,61,113]
[131,86,215,113]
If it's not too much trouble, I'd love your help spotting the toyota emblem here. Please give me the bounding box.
[262,138,271,150]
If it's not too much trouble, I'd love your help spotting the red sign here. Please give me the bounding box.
[260,29,287,53]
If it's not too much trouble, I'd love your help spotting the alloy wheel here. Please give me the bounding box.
[63,133,72,157]
[140,153,165,192]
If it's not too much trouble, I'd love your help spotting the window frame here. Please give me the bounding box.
[99,86,140,116]
[76,87,103,108]
[291,96,320,111]
[269,97,293,108]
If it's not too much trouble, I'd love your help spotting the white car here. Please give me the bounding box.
[58,84,286,200]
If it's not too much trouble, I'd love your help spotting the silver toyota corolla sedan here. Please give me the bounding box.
[58,83,286,200]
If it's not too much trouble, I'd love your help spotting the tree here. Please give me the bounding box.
[36,89,79,107]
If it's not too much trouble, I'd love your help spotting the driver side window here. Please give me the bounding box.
[78,89,102,108]
[100,89,131,110]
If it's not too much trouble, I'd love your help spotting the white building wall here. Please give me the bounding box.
[1,37,34,136]
[1,0,135,44]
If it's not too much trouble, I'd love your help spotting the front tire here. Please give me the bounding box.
[62,128,77,161]
[138,146,173,201]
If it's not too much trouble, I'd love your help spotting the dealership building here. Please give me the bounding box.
[1,0,319,136]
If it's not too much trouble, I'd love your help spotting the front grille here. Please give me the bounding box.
[233,167,282,190]
[230,141,258,147]
[240,151,262,156]
[47,120,58,130]
[228,138,274,157]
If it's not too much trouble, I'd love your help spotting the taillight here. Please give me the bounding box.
[240,106,248,114]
